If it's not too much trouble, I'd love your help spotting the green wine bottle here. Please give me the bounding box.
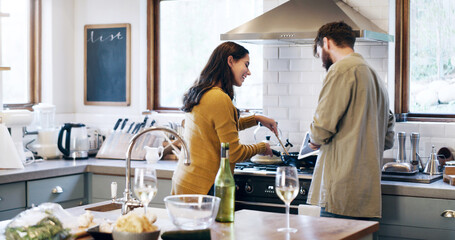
[214,142,235,222]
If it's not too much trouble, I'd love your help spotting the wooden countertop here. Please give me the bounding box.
[68,201,378,240]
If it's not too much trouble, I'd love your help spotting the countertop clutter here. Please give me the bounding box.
[66,201,378,240]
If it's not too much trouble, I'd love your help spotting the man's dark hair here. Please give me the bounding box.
[313,21,356,57]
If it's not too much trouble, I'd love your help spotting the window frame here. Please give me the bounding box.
[395,0,455,122]
[2,0,41,110]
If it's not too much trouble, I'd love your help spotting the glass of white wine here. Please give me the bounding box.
[275,166,299,233]
[134,167,158,214]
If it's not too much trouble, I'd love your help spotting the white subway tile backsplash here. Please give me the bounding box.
[300,95,319,107]
[266,107,289,119]
[267,83,288,95]
[263,71,279,83]
[279,96,300,107]
[290,59,313,71]
[444,123,455,138]
[268,59,290,71]
[263,96,279,107]
[419,123,445,138]
[276,119,300,132]
[264,47,279,59]
[301,46,314,57]
[301,72,325,83]
[289,108,314,120]
[279,72,301,83]
[279,47,301,59]
[289,83,311,96]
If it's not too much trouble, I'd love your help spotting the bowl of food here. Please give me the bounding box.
[111,211,160,240]
[164,194,220,230]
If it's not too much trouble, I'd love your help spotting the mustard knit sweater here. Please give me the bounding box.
[171,87,267,195]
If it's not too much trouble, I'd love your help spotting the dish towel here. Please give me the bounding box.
[298,204,321,217]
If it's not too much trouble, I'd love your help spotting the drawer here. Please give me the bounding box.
[0,182,26,211]
[382,195,455,231]
[27,174,85,207]
[0,208,26,221]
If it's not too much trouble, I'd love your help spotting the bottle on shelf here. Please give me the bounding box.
[214,142,235,222]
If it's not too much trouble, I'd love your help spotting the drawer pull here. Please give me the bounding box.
[441,210,455,218]
[52,186,63,194]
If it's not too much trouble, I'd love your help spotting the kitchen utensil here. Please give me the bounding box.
[164,194,220,230]
[437,147,454,166]
[144,146,164,164]
[409,132,421,172]
[424,145,442,175]
[281,152,317,169]
[397,132,406,162]
[275,133,289,155]
[382,132,414,174]
[57,123,89,160]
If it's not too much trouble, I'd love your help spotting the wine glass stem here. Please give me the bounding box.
[286,203,290,229]
[144,203,148,215]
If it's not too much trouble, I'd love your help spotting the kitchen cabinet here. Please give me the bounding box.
[89,173,172,208]
[0,182,26,221]
[27,174,86,208]
[379,195,455,239]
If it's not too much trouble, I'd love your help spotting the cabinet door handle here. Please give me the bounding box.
[441,210,455,218]
[52,186,63,194]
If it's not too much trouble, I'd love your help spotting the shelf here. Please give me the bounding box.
[0,67,11,71]
[0,13,9,17]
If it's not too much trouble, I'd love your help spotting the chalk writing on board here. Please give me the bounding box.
[84,24,131,106]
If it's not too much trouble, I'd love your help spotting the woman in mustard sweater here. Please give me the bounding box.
[172,42,277,195]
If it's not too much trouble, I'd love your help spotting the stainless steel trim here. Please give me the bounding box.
[236,200,299,209]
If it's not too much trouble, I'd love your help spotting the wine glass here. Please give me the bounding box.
[275,166,299,233]
[134,167,158,214]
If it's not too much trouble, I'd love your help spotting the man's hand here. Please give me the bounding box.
[309,142,321,150]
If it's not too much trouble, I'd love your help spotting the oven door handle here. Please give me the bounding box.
[235,200,299,210]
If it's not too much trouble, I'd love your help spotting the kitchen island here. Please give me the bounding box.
[1,158,455,239]
[66,201,378,240]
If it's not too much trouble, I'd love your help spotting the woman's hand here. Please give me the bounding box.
[254,114,279,136]
[263,143,273,157]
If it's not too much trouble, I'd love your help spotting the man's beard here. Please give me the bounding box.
[321,48,333,71]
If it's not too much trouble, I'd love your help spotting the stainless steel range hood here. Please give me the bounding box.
[220,0,393,45]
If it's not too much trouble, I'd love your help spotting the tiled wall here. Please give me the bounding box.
[258,44,389,153]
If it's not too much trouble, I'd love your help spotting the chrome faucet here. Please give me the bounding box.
[111,126,191,215]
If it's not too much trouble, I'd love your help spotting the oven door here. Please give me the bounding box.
[234,174,310,214]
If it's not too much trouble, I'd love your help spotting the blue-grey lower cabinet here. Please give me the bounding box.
[27,174,86,208]
[379,195,455,239]
[89,174,172,208]
[0,182,26,221]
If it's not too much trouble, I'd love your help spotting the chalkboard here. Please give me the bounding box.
[84,24,131,106]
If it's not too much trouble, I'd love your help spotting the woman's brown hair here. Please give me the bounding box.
[181,41,249,112]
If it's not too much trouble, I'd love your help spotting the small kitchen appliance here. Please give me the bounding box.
[1,109,34,165]
[30,103,61,159]
[57,123,89,160]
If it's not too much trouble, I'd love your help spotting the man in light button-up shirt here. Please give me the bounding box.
[307,21,395,219]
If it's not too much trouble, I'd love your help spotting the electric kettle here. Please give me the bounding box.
[57,123,89,160]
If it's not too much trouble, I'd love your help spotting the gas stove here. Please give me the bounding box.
[234,161,314,214]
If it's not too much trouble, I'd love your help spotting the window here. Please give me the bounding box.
[0,0,40,109]
[148,0,263,111]
[396,0,455,121]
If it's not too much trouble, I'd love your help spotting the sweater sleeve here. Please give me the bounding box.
[208,90,267,163]
[238,114,257,131]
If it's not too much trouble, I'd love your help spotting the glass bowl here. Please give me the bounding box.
[164,194,220,230]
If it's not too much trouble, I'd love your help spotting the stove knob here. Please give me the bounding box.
[299,186,307,196]
[245,183,253,193]
[235,184,239,191]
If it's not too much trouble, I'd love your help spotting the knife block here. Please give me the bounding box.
[96,131,160,160]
